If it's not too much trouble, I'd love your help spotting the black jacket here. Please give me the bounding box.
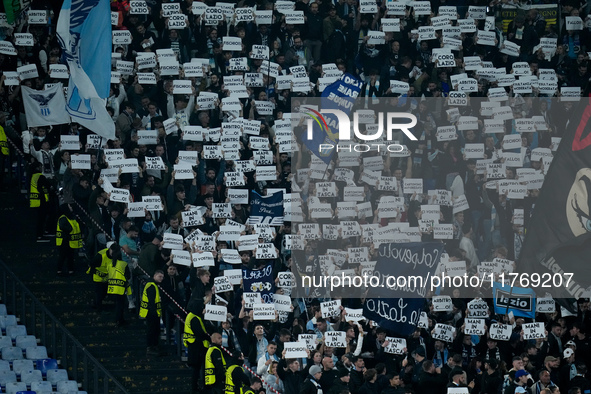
[277,359,305,394]
[481,370,503,394]
[300,376,322,394]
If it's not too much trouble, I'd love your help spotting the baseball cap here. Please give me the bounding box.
[544,356,558,363]
[564,348,575,359]
[566,340,577,348]
[106,241,115,249]
[515,387,527,394]
[412,347,426,357]
[515,370,528,379]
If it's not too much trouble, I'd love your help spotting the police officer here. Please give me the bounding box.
[140,270,165,356]
[106,244,131,327]
[56,203,83,275]
[88,242,118,310]
[30,162,51,242]
[205,332,227,394]
[184,309,211,393]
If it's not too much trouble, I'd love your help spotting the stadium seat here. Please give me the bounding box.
[0,359,10,371]
[1,347,23,361]
[47,369,68,385]
[0,370,17,386]
[15,336,37,349]
[35,358,58,377]
[0,305,8,316]
[31,380,52,392]
[0,316,18,330]
[0,336,13,349]
[5,381,26,394]
[20,369,42,385]
[6,326,26,340]
[11,359,34,376]
[56,380,79,393]
[25,346,48,360]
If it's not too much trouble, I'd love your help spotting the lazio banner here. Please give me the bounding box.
[492,281,536,318]
[247,190,284,226]
[21,83,70,127]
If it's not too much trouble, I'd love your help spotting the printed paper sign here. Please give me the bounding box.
[432,323,455,342]
[464,318,485,335]
[284,342,308,358]
[253,304,276,320]
[321,300,341,318]
[433,296,453,311]
[489,323,512,341]
[324,331,347,347]
[523,322,545,340]
[214,276,233,293]
[205,304,227,322]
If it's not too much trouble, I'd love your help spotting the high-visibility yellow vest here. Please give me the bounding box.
[88,249,110,283]
[56,215,83,249]
[183,313,210,348]
[30,173,48,208]
[139,282,161,318]
[107,260,131,295]
[0,126,9,156]
[205,346,226,386]
[225,365,242,394]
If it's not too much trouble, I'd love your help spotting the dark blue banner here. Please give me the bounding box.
[247,190,284,226]
[492,282,536,318]
[243,264,275,304]
[303,73,363,164]
[363,242,443,337]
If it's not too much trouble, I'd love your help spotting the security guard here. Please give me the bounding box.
[88,242,117,310]
[30,162,50,242]
[140,270,165,356]
[55,203,83,275]
[184,310,211,394]
[106,244,131,327]
[225,364,252,394]
[204,332,226,394]
[0,122,9,192]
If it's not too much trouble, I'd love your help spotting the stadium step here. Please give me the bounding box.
[0,192,192,394]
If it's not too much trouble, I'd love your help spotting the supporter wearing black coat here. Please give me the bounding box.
[417,360,447,394]
[277,358,305,394]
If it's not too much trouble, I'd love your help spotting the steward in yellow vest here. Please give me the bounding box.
[55,204,82,276]
[225,364,253,394]
[88,243,118,310]
[30,163,51,242]
[0,125,9,156]
[140,271,165,356]
[106,244,131,327]
[205,332,227,394]
[184,311,211,393]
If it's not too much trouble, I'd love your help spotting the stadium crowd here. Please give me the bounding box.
[1,0,591,393]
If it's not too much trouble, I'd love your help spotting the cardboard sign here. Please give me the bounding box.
[205,304,227,322]
[171,249,192,266]
[489,323,512,341]
[130,0,149,14]
[523,322,545,340]
[432,323,455,342]
[143,196,164,211]
[321,300,341,318]
[284,342,308,358]
[253,304,276,320]
[464,318,485,335]
[223,36,242,51]
[163,233,184,250]
[433,296,453,312]
[70,154,91,170]
[536,297,556,313]
[60,135,80,151]
[112,30,132,45]
[324,331,347,347]
[214,276,233,293]
[384,337,406,355]
[14,33,34,47]
[467,298,489,318]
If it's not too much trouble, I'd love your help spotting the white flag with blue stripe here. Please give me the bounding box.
[57,0,115,140]
[22,83,71,127]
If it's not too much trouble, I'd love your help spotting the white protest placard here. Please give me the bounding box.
[403,178,423,194]
[243,292,261,309]
[433,224,454,239]
[223,36,242,51]
[536,297,556,313]
[173,80,192,94]
[0,41,17,56]
[489,323,512,341]
[168,13,187,29]
[253,304,276,320]
[321,300,341,318]
[17,63,38,80]
[382,18,400,32]
[523,322,545,340]
[220,249,241,265]
[433,296,453,312]
[273,293,292,312]
[60,135,80,151]
[214,276,233,293]
[343,308,364,322]
[432,323,455,342]
[109,188,131,203]
[27,10,47,24]
[161,2,181,16]
[173,164,194,180]
[137,73,157,85]
[464,143,485,159]
[171,249,192,266]
[70,154,91,170]
[130,0,149,14]
[283,342,308,358]
[467,298,489,317]
[191,251,214,267]
[14,33,34,47]
[324,331,347,347]
[143,196,163,211]
[458,18,476,33]
[112,30,132,45]
[383,337,406,355]
[284,11,304,24]
[205,304,227,322]
[224,269,242,286]
[561,87,581,101]
[163,233,184,250]
[566,16,583,30]
[412,1,431,15]
[464,318,485,335]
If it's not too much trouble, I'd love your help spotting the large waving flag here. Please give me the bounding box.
[21,83,71,127]
[56,0,115,140]
[518,97,591,311]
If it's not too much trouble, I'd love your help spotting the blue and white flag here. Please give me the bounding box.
[247,190,284,226]
[21,83,70,127]
[492,281,536,318]
[57,0,115,140]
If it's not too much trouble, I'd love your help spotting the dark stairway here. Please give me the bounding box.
[0,191,192,393]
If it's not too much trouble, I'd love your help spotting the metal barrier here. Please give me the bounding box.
[0,258,130,394]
